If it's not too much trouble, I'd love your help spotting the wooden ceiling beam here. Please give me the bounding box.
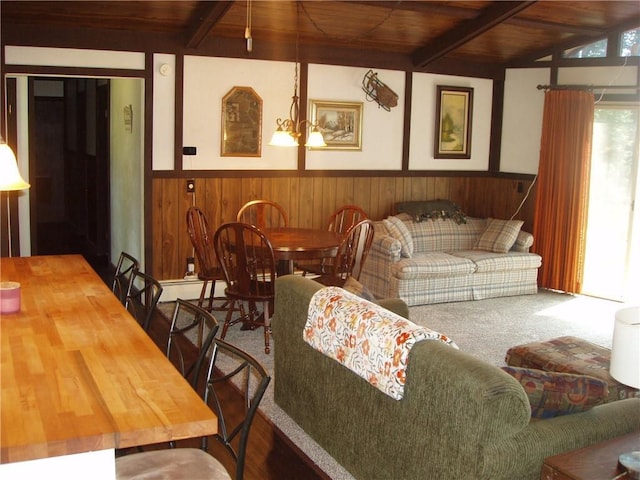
[185,1,233,49]
[411,1,537,68]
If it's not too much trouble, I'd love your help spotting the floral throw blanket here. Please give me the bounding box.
[304,287,458,400]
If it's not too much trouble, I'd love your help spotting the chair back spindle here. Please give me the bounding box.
[236,199,288,230]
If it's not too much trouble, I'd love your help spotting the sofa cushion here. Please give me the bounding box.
[451,250,542,272]
[383,216,414,258]
[501,366,608,419]
[407,217,486,253]
[475,218,524,253]
[393,252,476,279]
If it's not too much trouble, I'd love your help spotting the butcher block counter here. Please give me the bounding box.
[0,255,217,478]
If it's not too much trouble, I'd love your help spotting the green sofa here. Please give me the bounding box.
[272,275,640,480]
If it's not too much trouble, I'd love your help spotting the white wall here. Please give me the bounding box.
[409,73,493,171]
[182,59,497,172]
[182,56,298,170]
[306,65,405,170]
[500,68,549,175]
[152,53,176,171]
[110,79,145,269]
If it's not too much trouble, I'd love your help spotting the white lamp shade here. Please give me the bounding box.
[269,129,298,147]
[305,130,327,148]
[610,306,640,389]
[0,143,30,191]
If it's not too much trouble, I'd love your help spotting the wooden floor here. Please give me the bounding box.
[132,294,331,480]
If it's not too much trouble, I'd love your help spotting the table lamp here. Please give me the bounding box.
[0,139,30,314]
[609,306,640,480]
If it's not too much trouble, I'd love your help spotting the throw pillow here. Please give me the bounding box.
[474,218,524,253]
[502,366,608,419]
[382,216,414,258]
[342,276,377,302]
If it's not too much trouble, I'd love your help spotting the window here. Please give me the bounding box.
[620,27,640,57]
[563,39,607,58]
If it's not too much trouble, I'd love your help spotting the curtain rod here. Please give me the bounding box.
[536,84,639,91]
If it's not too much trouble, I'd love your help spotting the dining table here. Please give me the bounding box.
[262,227,344,274]
[0,255,217,479]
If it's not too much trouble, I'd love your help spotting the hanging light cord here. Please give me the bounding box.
[245,0,253,52]
[299,0,400,42]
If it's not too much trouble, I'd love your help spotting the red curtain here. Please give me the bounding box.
[532,89,594,294]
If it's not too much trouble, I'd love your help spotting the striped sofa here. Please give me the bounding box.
[359,210,542,306]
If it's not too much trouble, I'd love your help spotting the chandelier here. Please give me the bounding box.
[269,2,326,148]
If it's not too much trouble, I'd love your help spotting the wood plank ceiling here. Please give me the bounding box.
[2,1,639,78]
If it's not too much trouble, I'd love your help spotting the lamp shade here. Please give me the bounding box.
[269,129,298,147]
[305,130,327,148]
[0,143,30,191]
[610,306,640,389]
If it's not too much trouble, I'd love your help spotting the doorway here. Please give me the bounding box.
[30,78,110,269]
[582,104,639,302]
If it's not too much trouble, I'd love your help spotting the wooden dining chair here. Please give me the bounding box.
[314,219,375,287]
[213,222,277,354]
[187,206,228,312]
[116,339,270,480]
[124,269,163,332]
[236,199,288,230]
[298,205,368,277]
[112,251,139,304]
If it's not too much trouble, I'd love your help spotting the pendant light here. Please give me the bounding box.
[269,1,326,148]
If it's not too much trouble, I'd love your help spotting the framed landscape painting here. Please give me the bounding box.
[310,100,363,150]
[434,86,473,159]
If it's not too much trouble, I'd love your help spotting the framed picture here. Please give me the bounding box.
[221,86,262,157]
[309,100,363,150]
[434,86,473,159]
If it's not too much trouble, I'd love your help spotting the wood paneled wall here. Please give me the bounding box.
[151,175,536,279]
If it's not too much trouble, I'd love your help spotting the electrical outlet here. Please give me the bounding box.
[186,179,195,194]
[183,146,197,155]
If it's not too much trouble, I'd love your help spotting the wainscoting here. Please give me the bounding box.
[151,175,536,280]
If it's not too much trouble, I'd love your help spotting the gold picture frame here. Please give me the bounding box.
[221,86,262,157]
[309,100,363,150]
[434,86,473,159]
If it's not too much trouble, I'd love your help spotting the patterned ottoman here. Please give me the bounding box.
[505,336,639,403]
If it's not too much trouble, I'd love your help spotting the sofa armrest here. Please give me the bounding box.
[483,398,640,480]
[376,298,409,319]
[511,230,534,252]
[359,233,401,299]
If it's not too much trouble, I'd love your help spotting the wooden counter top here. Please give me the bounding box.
[0,255,217,464]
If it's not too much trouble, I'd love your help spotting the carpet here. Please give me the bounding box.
[158,288,624,480]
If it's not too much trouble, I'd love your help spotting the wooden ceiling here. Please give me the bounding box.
[2,1,638,77]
